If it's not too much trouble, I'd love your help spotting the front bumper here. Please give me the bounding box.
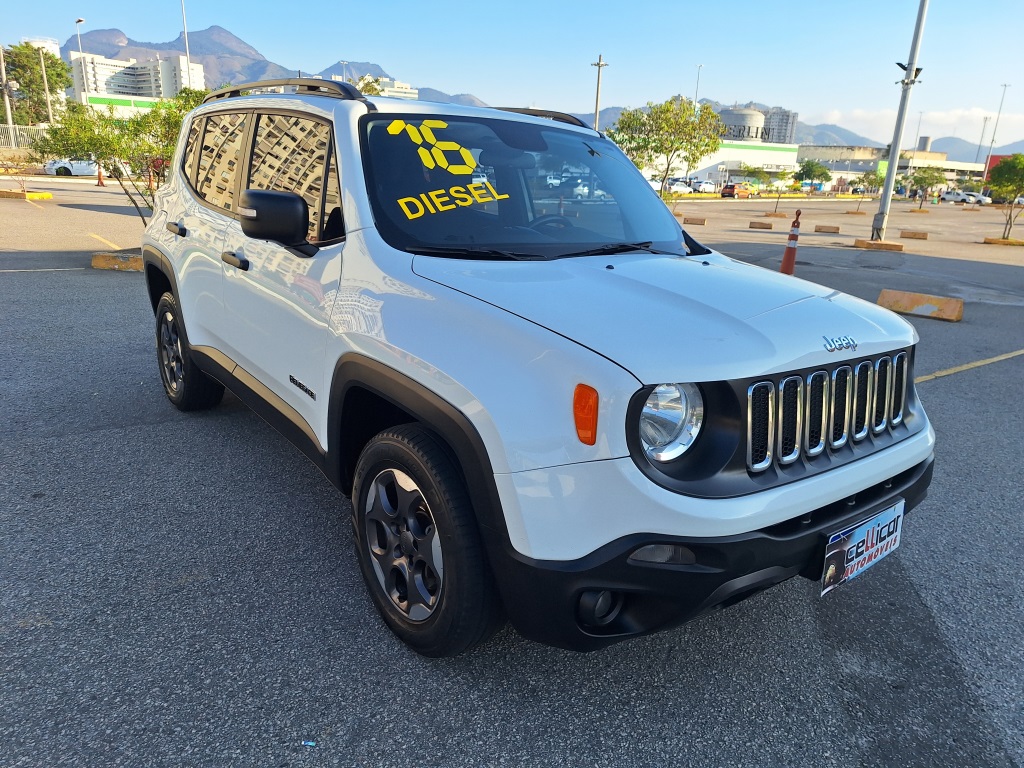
[490,455,933,652]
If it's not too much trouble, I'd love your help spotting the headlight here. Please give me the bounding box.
[639,383,704,462]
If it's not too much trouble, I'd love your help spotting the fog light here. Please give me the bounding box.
[628,543,696,565]
[577,589,622,627]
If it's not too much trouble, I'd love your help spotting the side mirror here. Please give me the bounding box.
[239,189,317,256]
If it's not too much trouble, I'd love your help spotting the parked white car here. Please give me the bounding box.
[44,157,99,176]
[143,79,935,656]
[940,190,989,204]
[667,181,693,194]
[690,180,716,193]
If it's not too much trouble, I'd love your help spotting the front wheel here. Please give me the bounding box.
[55,166,72,177]
[352,425,504,657]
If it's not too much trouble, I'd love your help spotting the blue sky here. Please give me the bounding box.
[8,0,1023,146]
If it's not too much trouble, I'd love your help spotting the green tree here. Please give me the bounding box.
[607,97,725,195]
[988,154,1024,239]
[906,167,947,209]
[855,169,884,193]
[793,160,832,192]
[4,42,72,124]
[349,75,383,96]
[31,88,210,223]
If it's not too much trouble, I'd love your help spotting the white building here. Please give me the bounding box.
[21,37,61,59]
[69,52,205,116]
[762,107,799,144]
[330,74,418,100]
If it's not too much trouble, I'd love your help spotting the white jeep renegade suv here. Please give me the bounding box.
[142,79,935,656]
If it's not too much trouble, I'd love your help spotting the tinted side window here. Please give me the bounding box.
[248,114,334,241]
[181,116,203,186]
[195,112,249,211]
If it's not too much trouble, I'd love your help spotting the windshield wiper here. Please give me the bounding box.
[556,241,679,258]
[412,246,547,261]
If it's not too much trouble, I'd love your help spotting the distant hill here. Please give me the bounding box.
[932,136,1024,162]
[794,123,883,147]
[60,26,486,106]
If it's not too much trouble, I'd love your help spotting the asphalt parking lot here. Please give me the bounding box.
[2,179,1023,767]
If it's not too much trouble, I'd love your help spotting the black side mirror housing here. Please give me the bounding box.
[239,189,317,256]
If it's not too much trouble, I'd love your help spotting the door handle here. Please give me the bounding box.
[221,251,250,271]
[165,221,187,237]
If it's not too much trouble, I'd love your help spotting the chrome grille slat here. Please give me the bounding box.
[852,361,873,441]
[777,376,803,465]
[873,356,892,434]
[745,351,909,472]
[747,383,775,472]
[829,366,852,450]
[805,371,828,457]
[891,352,907,425]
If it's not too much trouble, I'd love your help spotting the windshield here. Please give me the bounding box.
[361,113,689,259]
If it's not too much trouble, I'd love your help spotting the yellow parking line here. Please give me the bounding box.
[88,232,122,251]
[916,349,1024,384]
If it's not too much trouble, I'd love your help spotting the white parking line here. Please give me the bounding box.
[0,268,87,273]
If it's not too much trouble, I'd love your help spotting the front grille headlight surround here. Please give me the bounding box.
[639,383,704,462]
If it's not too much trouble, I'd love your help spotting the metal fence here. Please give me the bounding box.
[0,125,47,149]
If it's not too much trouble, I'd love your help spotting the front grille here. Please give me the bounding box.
[746,350,910,472]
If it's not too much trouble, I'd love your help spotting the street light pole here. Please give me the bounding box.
[0,45,14,126]
[983,83,1010,182]
[180,0,193,88]
[75,18,87,99]
[39,47,54,123]
[974,115,990,164]
[591,54,607,130]
[871,0,929,242]
[694,63,703,106]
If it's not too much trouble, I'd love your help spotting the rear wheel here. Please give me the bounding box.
[352,425,504,657]
[55,166,72,177]
[155,292,224,411]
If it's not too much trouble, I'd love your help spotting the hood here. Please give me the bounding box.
[412,251,917,384]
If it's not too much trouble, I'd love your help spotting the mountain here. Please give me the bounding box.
[61,26,292,88]
[60,26,485,105]
[793,123,883,147]
[417,89,489,108]
[932,136,1024,162]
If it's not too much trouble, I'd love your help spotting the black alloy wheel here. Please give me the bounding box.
[352,425,504,656]
[154,292,224,411]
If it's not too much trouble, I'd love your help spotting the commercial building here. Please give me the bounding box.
[680,107,800,187]
[797,144,986,189]
[69,52,205,116]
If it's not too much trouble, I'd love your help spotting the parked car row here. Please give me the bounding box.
[721,182,759,199]
[939,190,992,205]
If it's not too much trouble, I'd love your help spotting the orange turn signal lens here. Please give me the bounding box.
[573,384,599,446]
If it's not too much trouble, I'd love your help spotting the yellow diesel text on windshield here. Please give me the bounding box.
[398,182,509,220]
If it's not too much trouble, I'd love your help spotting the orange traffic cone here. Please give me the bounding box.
[780,209,802,275]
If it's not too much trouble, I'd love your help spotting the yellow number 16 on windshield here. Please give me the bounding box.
[387,119,477,175]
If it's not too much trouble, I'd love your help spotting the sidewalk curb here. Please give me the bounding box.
[92,250,143,272]
[877,289,963,322]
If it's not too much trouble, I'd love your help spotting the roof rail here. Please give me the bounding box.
[202,78,371,105]
[497,107,591,129]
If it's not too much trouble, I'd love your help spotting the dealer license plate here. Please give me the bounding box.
[821,499,905,596]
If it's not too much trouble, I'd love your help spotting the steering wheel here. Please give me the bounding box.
[529,214,575,231]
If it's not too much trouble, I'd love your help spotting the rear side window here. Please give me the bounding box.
[195,112,249,211]
[180,117,203,185]
[248,114,337,242]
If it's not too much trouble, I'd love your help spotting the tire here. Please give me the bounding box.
[155,292,224,411]
[55,166,72,177]
[352,425,504,657]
